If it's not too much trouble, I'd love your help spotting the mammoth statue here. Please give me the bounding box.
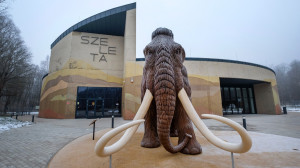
[140,28,201,154]
[95,28,252,157]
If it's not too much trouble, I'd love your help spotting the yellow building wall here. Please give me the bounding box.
[185,60,281,115]
[121,60,281,119]
[39,31,125,118]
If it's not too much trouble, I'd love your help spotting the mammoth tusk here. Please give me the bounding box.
[178,88,252,153]
[95,120,145,156]
[95,89,153,157]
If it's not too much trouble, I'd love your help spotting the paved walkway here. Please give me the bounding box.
[0,112,299,168]
[210,112,300,139]
[0,116,129,168]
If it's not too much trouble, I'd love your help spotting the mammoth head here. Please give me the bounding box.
[144,28,185,62]
[142,28,187,94]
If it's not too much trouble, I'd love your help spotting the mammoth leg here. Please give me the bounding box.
[141,102,160,148]
[175,100,202,155]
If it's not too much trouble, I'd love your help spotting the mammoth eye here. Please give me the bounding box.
[175,48,181,55]
[145,49,153,55]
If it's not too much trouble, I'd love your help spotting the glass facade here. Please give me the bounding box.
[221,86,257,115]
[76,87,122,118]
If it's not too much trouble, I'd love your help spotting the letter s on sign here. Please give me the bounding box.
[81,36,89,44]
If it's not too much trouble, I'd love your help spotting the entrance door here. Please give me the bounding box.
[86,99,104,118]
[95,99,104,118]
[87,99,95,118]
[221,86,256,115]
[75,87,122,118]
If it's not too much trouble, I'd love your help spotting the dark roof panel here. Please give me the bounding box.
[51,2,136,48]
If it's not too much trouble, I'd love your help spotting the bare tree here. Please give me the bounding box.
[0,13,32,99]
[0,12,33,114]
[0,1,47,115]
[273,63,289,105]
[273,60,300,106]
[0,0,8,13]
[287,60,300,104]
[40,55,50,72]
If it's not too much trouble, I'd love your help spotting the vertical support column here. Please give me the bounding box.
[122,9,137,120]
[254,83,276,114]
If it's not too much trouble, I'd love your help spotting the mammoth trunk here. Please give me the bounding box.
[154,54,190,153]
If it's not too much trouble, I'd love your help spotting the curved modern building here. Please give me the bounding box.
[39,2,281,119]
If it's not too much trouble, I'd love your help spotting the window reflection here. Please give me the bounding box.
[76,87,122,118]
[221,86,256,115]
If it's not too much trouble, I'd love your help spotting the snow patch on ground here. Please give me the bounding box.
[0,117,32,133]
[6,111,39,115]
[282,105,300,112]
[287,107,300,112]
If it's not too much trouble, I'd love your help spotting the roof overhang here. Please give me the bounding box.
[51,2,136,48]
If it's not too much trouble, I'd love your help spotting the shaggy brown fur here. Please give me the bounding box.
[140,28,202,155]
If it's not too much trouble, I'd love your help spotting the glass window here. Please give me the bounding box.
[76,99,87,110]
[236,88,241,98]
[221,85,256,115]
[116,88,122,101]
[105,88,116,99]
[87,87,98,99]
[77,87,87,98]
[235,88,242,113]
[224,87,229,100]
[95,100,103,112]
[104,98,114,111]
[242,88,248,98]
[248,88,253,98]
[250,98,255,114]
[242,88,249,113]
[94,88,105,99]
[88,100,95,111]
[230,88,236,100]
[76,87,122,118]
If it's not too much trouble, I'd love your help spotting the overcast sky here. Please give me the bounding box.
[8,0,300,68]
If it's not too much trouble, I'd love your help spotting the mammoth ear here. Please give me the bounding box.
[143,46,152,57]
[141,70,147,99]
[181,48,186,62]
[143,47,147,57]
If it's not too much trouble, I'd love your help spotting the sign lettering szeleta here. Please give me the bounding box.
[81,35,117,62]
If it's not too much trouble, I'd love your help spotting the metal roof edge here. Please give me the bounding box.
[50,2,136,49]
[135,57,275,75]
